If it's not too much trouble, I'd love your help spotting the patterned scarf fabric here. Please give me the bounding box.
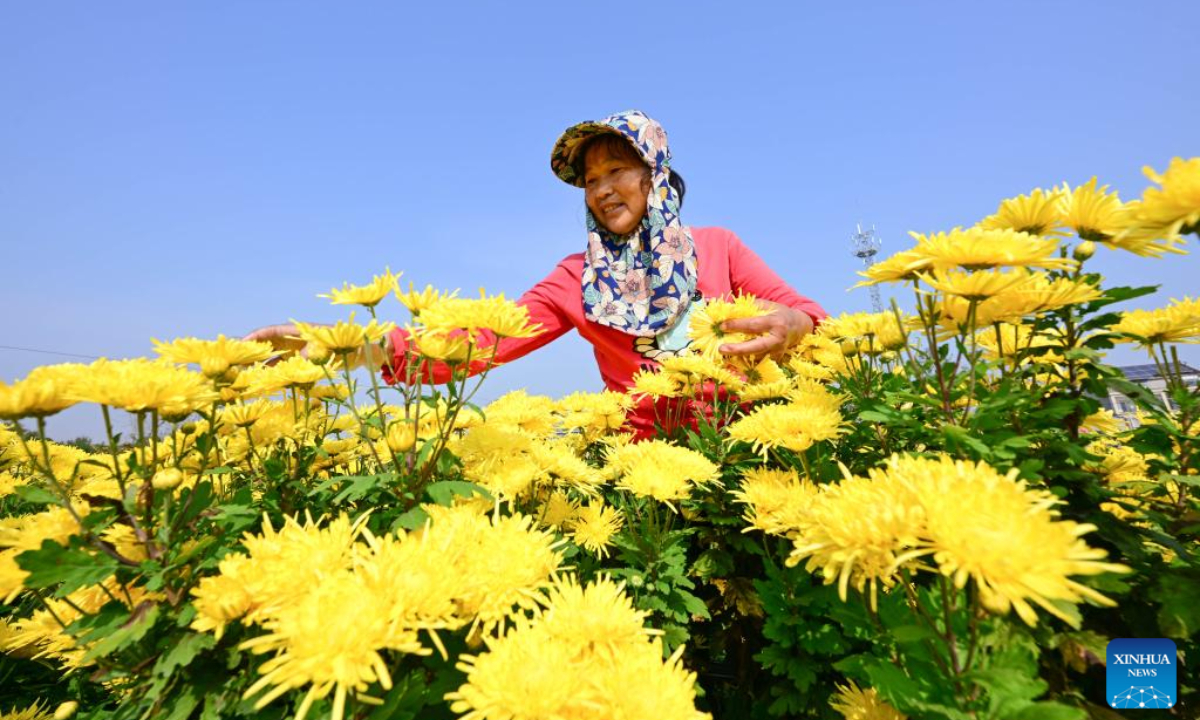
[551,110,698,337]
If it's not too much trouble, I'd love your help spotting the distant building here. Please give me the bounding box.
[1103,363,1199,423]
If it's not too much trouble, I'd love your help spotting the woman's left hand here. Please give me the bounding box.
[718,302,814,359]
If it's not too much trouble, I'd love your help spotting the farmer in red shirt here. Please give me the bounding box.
[249,110,827,436]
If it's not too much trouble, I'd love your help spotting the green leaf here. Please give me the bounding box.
[82,604,160,662]
[1007,702,1085,720]
[153,632,216,678]
[392,506,430,531]
[14,484,60,505]
[16,538,120,595]
[426,480,491,506]
[890,624,939,645]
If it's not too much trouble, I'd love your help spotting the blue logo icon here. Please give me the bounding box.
[1107,638,1176,710]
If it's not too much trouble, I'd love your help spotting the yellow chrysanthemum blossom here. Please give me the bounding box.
[555,390,634,438]
[293,317,395,354]
[240,573,411,720]
[0,365,85,420]
[538,489,579,529]
[910,227,1076,272]
[153,335,275,378]
[1058,177,1130,243]
[630,367,686,399]
[66,358,218,418]
[733,467,817,536]
[1110,296,1200,346]
[0,507,84,602]
[448,576,707,720]
[420,292,542,339]
[727,402,844,456]
[852,249,928,287]
[569,501,623,557]
[319,268,402,308]
[1116,157,1200,253]
[190,513,365,637]
[661,355,745,390]
[607,440,720,505]
[879,454,1130,626]
[396,283,456,316]
[0,701,55,720]
[786,469,924,607]
[978,187,1067,237]
[830,682,908,720]
[1081,409,1122,436]
[919,268,1033,302]
[687,295,764,358]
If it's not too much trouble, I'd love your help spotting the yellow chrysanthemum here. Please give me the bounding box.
[687,295,763,358]
[630,368,685,399]
[153,335,275,378]
[447,576,707,720]
[1058,177,1130,243]
[830,682,908,720]
[293,317,395,354]
[0,701,55,720]
[396,283,456,316]
[919,268,1033,302]
[538,490,579,529]
[0,365,84,420]
[978,187,1067,237]
[786,470,924,607]
[910,227,1076,272]
[661,355,745,390]
[241,573,410,720]
[67,358,218,418]
[733,467,817,536]
[569,501,623,557]
[0,507,83,602]
[852,249,928,287]
[555,391,634,438]
[1116,157,1200,253]
[319,268,402,308]
[607,440,720,504]
[727,402,844,457]
[1110,296,1200,346]
[420,292,542,339]
[879,454,1130,626]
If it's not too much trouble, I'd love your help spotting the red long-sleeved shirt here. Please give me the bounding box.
[384,226,828,435]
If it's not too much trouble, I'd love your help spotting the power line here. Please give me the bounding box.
[0,344,102,360]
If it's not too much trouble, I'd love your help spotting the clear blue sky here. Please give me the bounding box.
[3,2,1198,440]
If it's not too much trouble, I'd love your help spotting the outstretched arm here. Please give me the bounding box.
[382,260,578,386]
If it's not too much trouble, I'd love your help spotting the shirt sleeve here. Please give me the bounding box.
[725,230,829,326]
[382,259,577,386]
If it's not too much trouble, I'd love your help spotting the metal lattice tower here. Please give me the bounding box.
[851,222,884,312]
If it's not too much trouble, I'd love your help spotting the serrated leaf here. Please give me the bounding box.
[14,484,60,505]
[16,539,120,595]
[153,632,216,677]
[82,604,159,662]
[426,480,490,506]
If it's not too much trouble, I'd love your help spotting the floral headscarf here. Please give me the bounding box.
[550,110,698,337]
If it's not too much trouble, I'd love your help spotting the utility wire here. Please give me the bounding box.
[0,344,102,360]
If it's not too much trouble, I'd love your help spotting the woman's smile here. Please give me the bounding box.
[582,139,652,235]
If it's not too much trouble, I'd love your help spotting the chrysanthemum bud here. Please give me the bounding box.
[151,468,184,490]
[385,422,416,453]
[54,701,78,720]
[180,422,198,435]
[1073,240,1096,261]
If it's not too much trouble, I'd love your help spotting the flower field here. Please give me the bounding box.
[1,158,1198,720]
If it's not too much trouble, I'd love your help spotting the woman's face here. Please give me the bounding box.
[583,140,652,235]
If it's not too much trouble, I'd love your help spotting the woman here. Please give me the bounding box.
[248,110,827,436]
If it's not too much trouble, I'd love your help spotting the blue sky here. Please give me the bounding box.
[2,2,1198,440]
